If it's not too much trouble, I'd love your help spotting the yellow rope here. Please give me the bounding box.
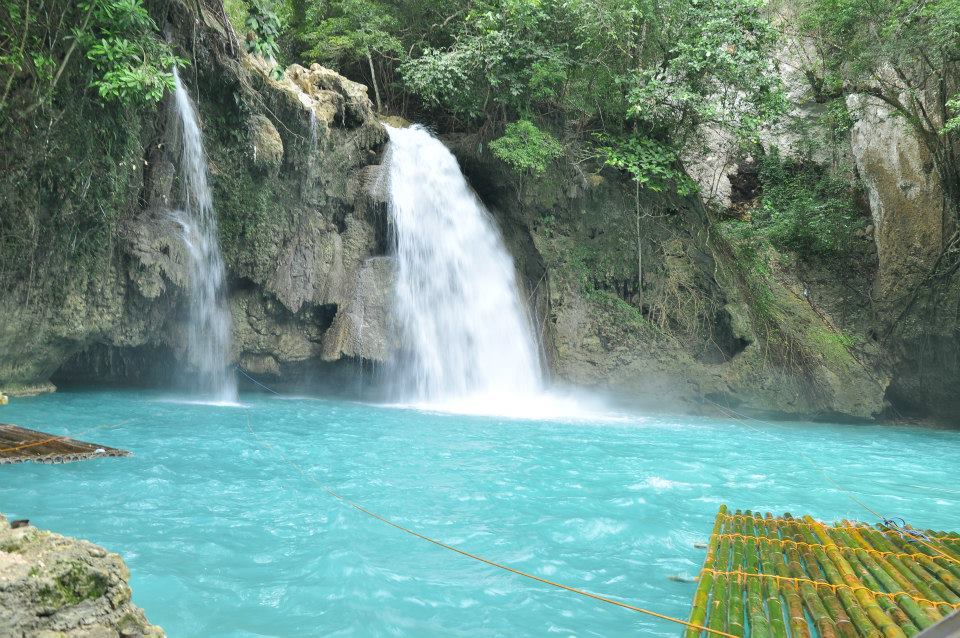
[701,568,960,609]
[243,412,736,638]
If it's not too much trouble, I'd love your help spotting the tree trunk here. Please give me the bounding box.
[366,49,382,113]
[636,179,643,310]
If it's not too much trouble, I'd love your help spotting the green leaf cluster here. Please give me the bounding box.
[596,133,696,194]
[245,0,283,70]
[488,119,564,174]
[752,150,860,254]
[0,0,185,110]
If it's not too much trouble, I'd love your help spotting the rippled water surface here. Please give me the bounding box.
[2,390,958,637]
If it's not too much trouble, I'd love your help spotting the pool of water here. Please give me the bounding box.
[2,389,958,637]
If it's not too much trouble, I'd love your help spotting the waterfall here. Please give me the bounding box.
[170,69,237,403]
[384,125,543,409]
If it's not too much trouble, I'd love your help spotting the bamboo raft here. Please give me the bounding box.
[0,423,129,464]
[686,505,960,637]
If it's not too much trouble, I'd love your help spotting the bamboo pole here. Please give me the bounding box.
[875,527,960,597]
[709,521,733,637]
[829,526,926,634]
[802,516,907,638]
[687,505,728,638]
[762,514,810,638]
[750,513,788,638]
[902,528,960,563]
[774,516,841,638]
[784,517,862,638]
[728,511,747,637]
[853,526,954,617]
[744,511,772,638]
[932,532,960,557]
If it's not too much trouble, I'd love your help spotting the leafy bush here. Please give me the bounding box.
[0,0,184,110]
[596,133,696,195]
[245,0,282,62]
[753,150,860,254]
[489,120,564,175]
[79,0,184,104]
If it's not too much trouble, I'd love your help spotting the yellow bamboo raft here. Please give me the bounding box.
[686,505,960,637]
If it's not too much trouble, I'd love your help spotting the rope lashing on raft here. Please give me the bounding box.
[884,517,936,543]
[240,408,737,638]
[0,419,134,454]
[709,531,960,566]
[699,568,960,610]
[703,397,960,565]
[716,513,960,547]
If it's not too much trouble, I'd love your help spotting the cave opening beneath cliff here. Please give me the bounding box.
[52,343,179,390]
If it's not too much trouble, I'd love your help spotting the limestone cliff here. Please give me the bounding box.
[449,135,887,420]
[0,0,392,395]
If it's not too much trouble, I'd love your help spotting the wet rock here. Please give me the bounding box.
[321,257,396,362]
[248,114,283,173]
[283,63,374,129]
[0,514,164,638]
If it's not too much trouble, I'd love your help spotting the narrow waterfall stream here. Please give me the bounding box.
[170,69,237,403]
[384,125,544,411]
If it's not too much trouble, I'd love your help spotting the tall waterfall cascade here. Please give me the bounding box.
[384,125,544,410]
[170,69,237,403]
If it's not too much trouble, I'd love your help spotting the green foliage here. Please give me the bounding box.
[0,0,184,110]
[943,94,960,136]
[626,0,785,143]
[400,0,570,120]
[596,133,696,195]
[488,119,564,174]
[752,150,860,254]
[286,0,783,183]
[224,0,249,34]
[298,0,402,68]
[245,0,283,72]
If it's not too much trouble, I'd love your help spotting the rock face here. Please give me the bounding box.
[0,0,391,394]
[450,136,887,420]
[847,94,945,299]
[0,516,164,638]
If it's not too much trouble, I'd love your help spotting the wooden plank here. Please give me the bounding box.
[0,423,129,464]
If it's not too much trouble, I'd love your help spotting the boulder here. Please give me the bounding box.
[0,515,164,638]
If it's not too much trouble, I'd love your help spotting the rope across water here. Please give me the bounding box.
[241,407,737,637]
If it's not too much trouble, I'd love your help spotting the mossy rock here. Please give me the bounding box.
[37,561,109,610]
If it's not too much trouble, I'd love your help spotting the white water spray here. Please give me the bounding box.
[384,125,544,411]
[170,69,237,403]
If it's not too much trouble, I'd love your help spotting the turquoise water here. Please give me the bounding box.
[2,390,959,637]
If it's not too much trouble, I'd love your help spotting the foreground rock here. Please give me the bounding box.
[0,516,163,638]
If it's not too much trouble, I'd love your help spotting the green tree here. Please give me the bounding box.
[798,0,960,214]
